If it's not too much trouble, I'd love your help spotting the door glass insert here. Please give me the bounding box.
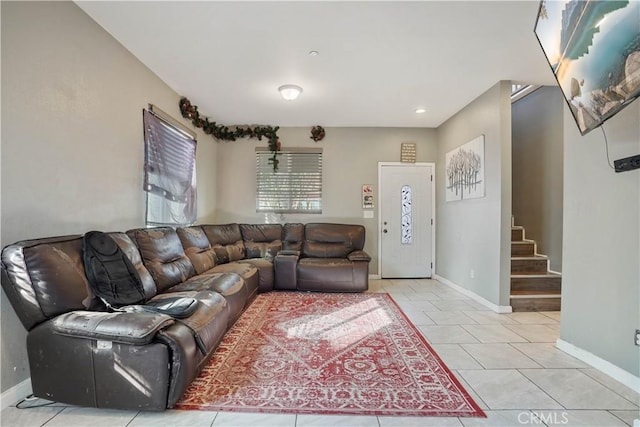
[401,185,412,244]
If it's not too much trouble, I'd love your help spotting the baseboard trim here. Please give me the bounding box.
[556,338,640,393]
[368,274,381,280]
[435,274,512,313]
[1,378,32,410]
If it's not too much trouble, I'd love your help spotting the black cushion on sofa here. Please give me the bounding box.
[83,231,147,309]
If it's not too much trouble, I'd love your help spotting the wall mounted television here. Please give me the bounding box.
[534,0,640,135]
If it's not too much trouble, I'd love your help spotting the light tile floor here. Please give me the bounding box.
[2,279,638,427]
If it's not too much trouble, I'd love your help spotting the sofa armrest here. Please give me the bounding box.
[274,251,299,290]
[348,250,371,262]
[277,250,300,256]
[52,310,174,345]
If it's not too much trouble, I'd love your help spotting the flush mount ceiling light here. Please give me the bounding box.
[278,84,303,101]
[415,108,427,114]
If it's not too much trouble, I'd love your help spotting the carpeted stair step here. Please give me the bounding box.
[511,240,536,256]
[510,294,561,312]
[511,273,561,293]
[511,227,524,242]
[511,256,549,274]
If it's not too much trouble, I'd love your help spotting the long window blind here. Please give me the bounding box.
[256,148,322,214]
[143,109,197,226]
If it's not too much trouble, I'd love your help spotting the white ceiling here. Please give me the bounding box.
[76,1,556,128]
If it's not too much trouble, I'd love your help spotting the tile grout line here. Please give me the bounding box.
[578,369,640,409]
[516,368,570,411]
[505,342,546,369]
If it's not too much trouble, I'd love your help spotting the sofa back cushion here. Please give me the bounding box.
[239,224,282,241]
[127,227,196,292]
[108,232,158,300]
[244,241,282,259]
[240,224,282,259]
[201,224,245,264]
[302,241,352,258]
[283,223,304,252]
[302,223,366,258]
[176,226,217,274]
[1,235,90,330]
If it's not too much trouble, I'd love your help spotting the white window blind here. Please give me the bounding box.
[143,109,197,226]
[256,148,322,214]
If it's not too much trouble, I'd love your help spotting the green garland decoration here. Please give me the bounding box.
[179,97,281,171]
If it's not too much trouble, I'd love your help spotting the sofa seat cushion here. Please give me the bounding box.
[297,258,361,292]
[238,258,274,293]
[167,273,247,327]
[206,262,259,303]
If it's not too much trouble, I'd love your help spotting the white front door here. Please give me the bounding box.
[379,163,434,278]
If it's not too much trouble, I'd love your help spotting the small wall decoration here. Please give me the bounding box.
[445,135,485,202]
[310,126,325,142]
[401,142,417,163]
[362,184,374,209]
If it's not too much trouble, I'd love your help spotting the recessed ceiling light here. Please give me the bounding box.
[309,50,319,56]
[415,108,427,114]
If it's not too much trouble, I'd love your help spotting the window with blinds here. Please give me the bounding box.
[256,148,322,214]
[143,109,197,226]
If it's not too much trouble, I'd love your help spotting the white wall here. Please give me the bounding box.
[435,81,513,307]
[512,86,564,272]
[1,1,216,392]
[561,100,640,377]
[213,127,437,273]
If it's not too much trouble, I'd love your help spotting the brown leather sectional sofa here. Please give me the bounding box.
[0,223,370,410]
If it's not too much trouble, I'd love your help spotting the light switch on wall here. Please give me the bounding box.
[363,211,374,219]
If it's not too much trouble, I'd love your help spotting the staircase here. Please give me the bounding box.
[510,223,561,312]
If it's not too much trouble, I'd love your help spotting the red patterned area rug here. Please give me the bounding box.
[175,292,485,417]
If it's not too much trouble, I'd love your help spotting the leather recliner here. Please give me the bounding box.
[0,234,229,410]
